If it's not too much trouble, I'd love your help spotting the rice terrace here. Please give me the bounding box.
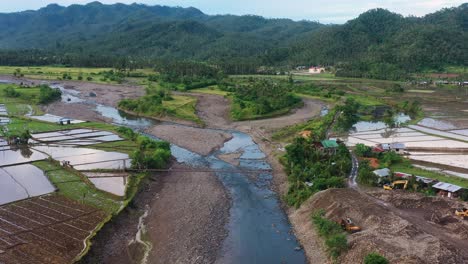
[0,1,467,264]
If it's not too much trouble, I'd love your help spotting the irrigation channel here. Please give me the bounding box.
[71,88,307,262]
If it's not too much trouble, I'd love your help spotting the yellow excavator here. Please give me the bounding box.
[340,218,362,233]
[383,180,409,190]
[455,208,468,219]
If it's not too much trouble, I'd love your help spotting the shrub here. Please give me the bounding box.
[116,126,137,140]
[38,85,62,104]
[4,86,20,97]
[355,143,372,157]
[87,76,93,81]
[364,253,389,264]
[312,210,348,259]
[357,161,379,186]
[326,234,348,259]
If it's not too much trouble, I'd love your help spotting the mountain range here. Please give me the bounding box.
[0,2,466,78]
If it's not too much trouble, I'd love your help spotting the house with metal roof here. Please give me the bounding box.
[373,168,391,178]
[432,182,463,198]
[320,140,339,154]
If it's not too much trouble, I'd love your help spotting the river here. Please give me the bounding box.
[4,78,307,263]
[95,100,307,263]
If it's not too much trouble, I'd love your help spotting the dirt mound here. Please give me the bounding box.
[294,188,468,264]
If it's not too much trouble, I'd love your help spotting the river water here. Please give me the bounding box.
[95,101,306,263]
[2,78,306,263]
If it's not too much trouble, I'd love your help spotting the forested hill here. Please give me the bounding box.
[0,2,466,78]
[284,4,468,78]
[0,2,323,61]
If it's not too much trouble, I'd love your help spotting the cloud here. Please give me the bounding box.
[1,0,465,23]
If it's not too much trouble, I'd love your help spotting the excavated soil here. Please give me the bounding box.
[294,188,468,264]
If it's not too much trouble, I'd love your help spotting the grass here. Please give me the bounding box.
[0,66,153,84]
[7,117,67,134]
[0,84,44,115]
[89,140,138,155]
[407,89,435,93]
[190,86,229,96]
[162,95,202,124]
[390,163,468,188]
[345,94,383,107]
[295,93,338,103]
[34,160,122,214]
[230,73,338,81]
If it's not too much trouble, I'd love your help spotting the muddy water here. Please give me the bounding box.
[96,105,306,263]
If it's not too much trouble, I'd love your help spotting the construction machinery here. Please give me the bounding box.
[340,218,361,233]
[455,208,468,219]
[383,180,409,190]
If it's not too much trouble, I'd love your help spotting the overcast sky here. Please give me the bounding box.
[0,0,465,23]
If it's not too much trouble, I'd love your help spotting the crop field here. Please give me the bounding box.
[0,194,107,264]
[0,66,153,84]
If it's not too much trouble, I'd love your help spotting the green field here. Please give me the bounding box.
[190,86,229,96]
[0,84,44,115]
[0,66,153,84]
[34,161,123,213]
[163,95,202,123]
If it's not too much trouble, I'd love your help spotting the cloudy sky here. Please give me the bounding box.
[0,0,465,23]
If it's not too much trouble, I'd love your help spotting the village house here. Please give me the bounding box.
[373,168,391,179]
[317,140,339,154]
[432,182,463,199]
[308,66,325,74]
[373,143,406,154]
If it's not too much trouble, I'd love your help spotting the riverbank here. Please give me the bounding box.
[7,74,325,263]
[80,162,231,264]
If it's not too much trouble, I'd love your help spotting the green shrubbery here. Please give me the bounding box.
[118,91,172,116]
[4,86,20,97]
[357,160,379,186]
[130,135,171,170]
[38,85,62,104]
[284,136,351,208]
[312,210,348,259]
[364,253,389,264]
[221,79,301,120]
[99,70,125,83]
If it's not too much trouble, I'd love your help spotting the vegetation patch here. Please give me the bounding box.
[364,253,389,264]
[119,85,202,124]
[311,209,348,259]
[283,136,351,208]
[220,78,302,120]
[34,160,122,213]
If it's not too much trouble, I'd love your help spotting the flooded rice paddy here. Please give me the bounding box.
[0,164,55,205]
[347,117,468,173]
[0,104,10,125]
[1,128,131,201]
[83,172,129,196]
[30,113,86,124]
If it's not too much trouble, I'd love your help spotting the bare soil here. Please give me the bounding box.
[44,102,110,123]
[297,188,468,264]
[81,162,230,264]
[0,194,107,264]
[216,152,241,166]
[146,124,232,156]
[145,163,230,264]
